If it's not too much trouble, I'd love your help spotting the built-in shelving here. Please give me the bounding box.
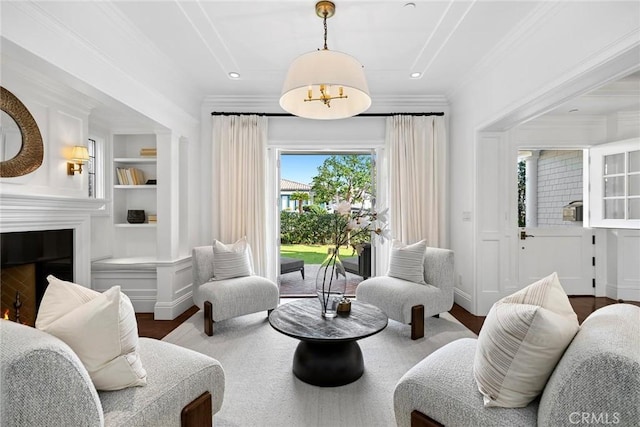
[114,185,157,189]
[114,223,157,228]
[111,133,158,257]
[113,157,157,164]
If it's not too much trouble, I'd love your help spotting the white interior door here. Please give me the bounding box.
[516,149,594,296]
[518,227,594,295]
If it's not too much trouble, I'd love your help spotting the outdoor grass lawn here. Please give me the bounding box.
[280,244,357,264]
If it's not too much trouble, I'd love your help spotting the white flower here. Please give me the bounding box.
[357,217,371,228]
[347,219,361,231]
[372,224,391,244]
[373,208,389,224]
[336,201,351,216]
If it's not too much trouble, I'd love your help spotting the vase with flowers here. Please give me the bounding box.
[316,201,389,318]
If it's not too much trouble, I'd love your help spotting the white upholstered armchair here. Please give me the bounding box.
[355,246,454,340]
[192,244,279,336]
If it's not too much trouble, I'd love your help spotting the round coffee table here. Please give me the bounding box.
[269,298,388,387]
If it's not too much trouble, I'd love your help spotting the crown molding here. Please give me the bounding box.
[517,114,607,130]
[2,60,97,115]
[202,94,449,114]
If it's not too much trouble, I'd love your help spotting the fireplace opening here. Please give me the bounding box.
[1,229,74,326]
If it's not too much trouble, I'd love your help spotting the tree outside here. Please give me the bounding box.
[281,153,374,266]
[311,155,372,205]
[290,191,309,214]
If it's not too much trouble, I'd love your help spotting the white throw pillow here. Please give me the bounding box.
[36,275,147,391]
[473,272,579,408]
[212,237,253,280]
[387,239,427,284]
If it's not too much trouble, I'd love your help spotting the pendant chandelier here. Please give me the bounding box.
[279,1,371,120]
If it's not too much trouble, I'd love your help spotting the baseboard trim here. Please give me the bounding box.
[129,297,157,313]
[154,290,194,320]
[616,286,640,302]
[454,287,473,313]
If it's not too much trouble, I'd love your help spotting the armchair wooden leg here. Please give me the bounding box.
[411,410,443,427]
[181,391,212,427]
[433,314,439,318]
[411,305,424,340]
[268,309,274,318]
[204,301,214,337]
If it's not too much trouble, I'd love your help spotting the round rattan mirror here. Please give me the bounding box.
[0,87,44,177]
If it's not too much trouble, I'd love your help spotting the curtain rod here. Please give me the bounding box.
[210,112,444,117]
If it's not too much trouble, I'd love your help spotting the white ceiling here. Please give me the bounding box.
[109,0,543,98]
[1,1,638,125]
[545,71,640,117]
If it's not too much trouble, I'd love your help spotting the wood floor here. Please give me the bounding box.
[136,296,633,339]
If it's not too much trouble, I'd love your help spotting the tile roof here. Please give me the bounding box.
[281,179,311,191]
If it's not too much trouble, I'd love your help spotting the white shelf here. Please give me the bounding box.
[114,185,157,189]
[112,134,158,260]
[114,157,157,164]
[114,223,157,228]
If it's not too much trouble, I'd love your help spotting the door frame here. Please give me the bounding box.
[268,147,385,292]
[472,47,638,314]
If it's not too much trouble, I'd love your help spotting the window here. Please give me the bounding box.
[87,137,104,199]
[589,138,640,228]
[87,138,96,198]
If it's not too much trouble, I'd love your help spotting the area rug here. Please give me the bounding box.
[162,301,476,427]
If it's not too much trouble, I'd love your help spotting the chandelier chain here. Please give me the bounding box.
[323,11,328,50]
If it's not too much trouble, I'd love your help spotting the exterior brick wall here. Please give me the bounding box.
[537,150,583,227]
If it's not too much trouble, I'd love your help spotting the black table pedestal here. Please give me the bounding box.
[293,340,364,387]
[269,299,387,388]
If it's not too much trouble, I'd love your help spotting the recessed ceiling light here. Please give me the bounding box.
[410,72,421,79]
[404,2,416,8]
[228,72,241,79]
[569,108,579,113]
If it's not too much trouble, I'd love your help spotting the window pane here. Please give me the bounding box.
[629,198,640,220]
[604,153,625,175]
[604,199,625,219]
[88,174,95,199]
[629,174,640,197]
[604,176,625,197]
[629,150,640,173]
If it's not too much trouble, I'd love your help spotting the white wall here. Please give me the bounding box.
[0,81,90,199]
[449,1,640,314]
[2,15,201,317]
[0,77,103,287]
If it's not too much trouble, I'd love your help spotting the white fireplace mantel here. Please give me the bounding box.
[0,193,107,286]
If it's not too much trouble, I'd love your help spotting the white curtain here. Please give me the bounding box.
[385,115,448,248]
[211,115,269,276]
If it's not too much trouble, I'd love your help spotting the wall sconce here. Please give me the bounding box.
[67,145,89,175]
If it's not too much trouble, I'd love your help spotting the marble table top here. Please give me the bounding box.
[269,298,388,343]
